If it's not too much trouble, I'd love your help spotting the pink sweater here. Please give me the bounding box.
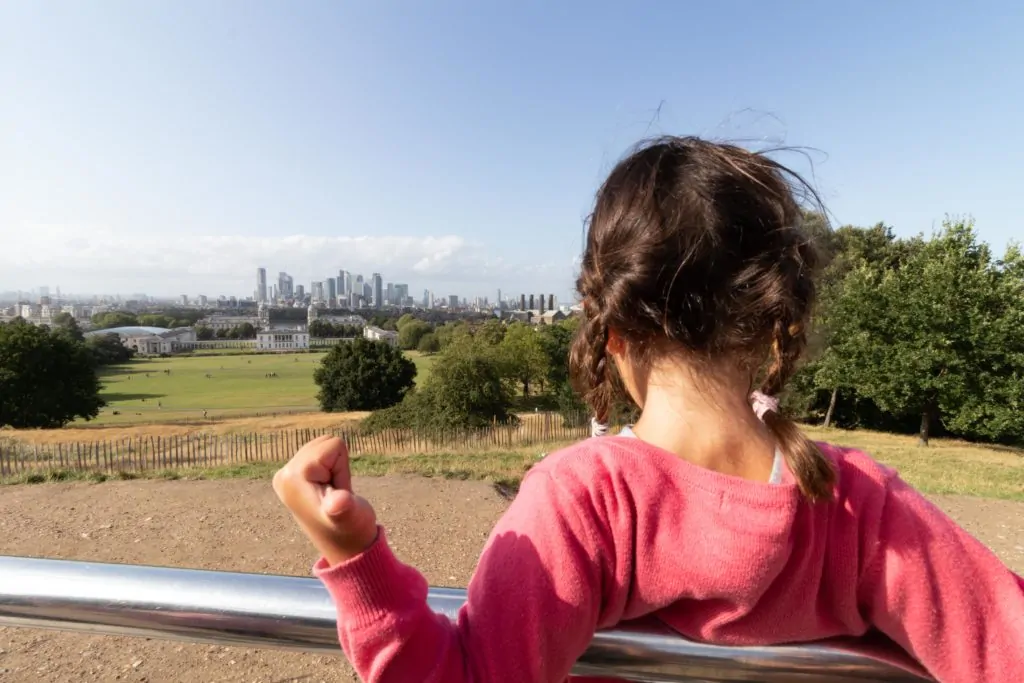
[315,438,1024,682]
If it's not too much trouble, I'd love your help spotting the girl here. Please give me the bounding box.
[273,136,1024,682]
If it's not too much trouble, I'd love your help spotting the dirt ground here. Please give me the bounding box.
[0,478,1022,683]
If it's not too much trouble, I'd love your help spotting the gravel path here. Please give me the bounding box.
[0,477,1021,682]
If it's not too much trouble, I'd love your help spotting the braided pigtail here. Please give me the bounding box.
[570,305,612,425]
[759,320,836,501]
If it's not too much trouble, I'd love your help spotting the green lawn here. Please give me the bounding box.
[82,350,437,426]
[406,350,437,381]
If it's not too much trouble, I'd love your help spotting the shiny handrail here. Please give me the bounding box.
[0,555,930,682]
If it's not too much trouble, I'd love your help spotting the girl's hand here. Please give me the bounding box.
[273,435,378,566]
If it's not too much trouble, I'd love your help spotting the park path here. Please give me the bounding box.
[0,477,1022,682]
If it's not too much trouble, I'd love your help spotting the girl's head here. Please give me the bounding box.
[570,136,835,500]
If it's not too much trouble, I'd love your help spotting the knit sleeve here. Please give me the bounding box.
[314,469,613,683]
[858,473,1024,682]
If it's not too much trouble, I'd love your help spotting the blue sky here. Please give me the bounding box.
[1,1,1021,300]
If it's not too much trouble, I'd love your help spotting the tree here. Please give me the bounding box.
[817,220,1024,445]
[807,223,907,428]
[195,325,215,341]
[419,344,515,428]
[433,322,458,349]
[396,313,417,330]
[138,314,174,328]
[0,320,105,428]
[537,317,586,422]
[362,339,515,432]
[309,320,333,338]
[236,322,256,339]
[417,332,440,354]
[91,311,138,330]
[537,317,578,389]
[314,337,416,412]
[397,320,433,350]
[938,241,1024,443]
[476,319,506,346]
[86,332,135,366]
[500,322,548,397]
[50,312,85,343]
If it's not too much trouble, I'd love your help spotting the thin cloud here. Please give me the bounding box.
[1,223,569,297]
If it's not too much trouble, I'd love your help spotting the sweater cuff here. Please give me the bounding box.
[313,527,423,626]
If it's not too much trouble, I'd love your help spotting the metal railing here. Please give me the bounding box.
[0,555,930,682]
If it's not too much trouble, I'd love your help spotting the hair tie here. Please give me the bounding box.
[590,417,609,438]
[750,391,780,420]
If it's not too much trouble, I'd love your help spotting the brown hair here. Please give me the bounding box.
[570,136,835,501]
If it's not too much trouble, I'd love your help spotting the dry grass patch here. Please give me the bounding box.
[2,411,368,445]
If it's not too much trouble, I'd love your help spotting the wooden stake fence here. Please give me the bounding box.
[0,412,591,479]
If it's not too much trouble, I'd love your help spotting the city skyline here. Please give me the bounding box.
[0,270,565,311]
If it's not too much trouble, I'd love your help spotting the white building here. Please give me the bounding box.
[320,313,365,326]
[364,326,399,347]
[201,314,261,331]
[256,329,310,351]
[120,327,197,355]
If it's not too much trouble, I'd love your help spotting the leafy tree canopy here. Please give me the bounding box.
[416,332,440,354]
[0,320,105,428]
[314,337,416,412]
[397,320,433,350]
[815,219,1024,444]
[499,322,549,397]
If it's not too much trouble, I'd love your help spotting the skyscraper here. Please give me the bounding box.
[448,295,459,310]
[395,283,409,305]
[371,273,383,309]
[257,268,268,303]
[278,272,294,300]
[327,277,337,306]
[340,270,352,297]
[385,282,394,306]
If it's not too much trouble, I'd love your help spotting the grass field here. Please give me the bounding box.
[802,426,1024,500]
[76,350,437,426]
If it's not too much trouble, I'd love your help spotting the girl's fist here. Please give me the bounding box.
[273,435,378,565]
